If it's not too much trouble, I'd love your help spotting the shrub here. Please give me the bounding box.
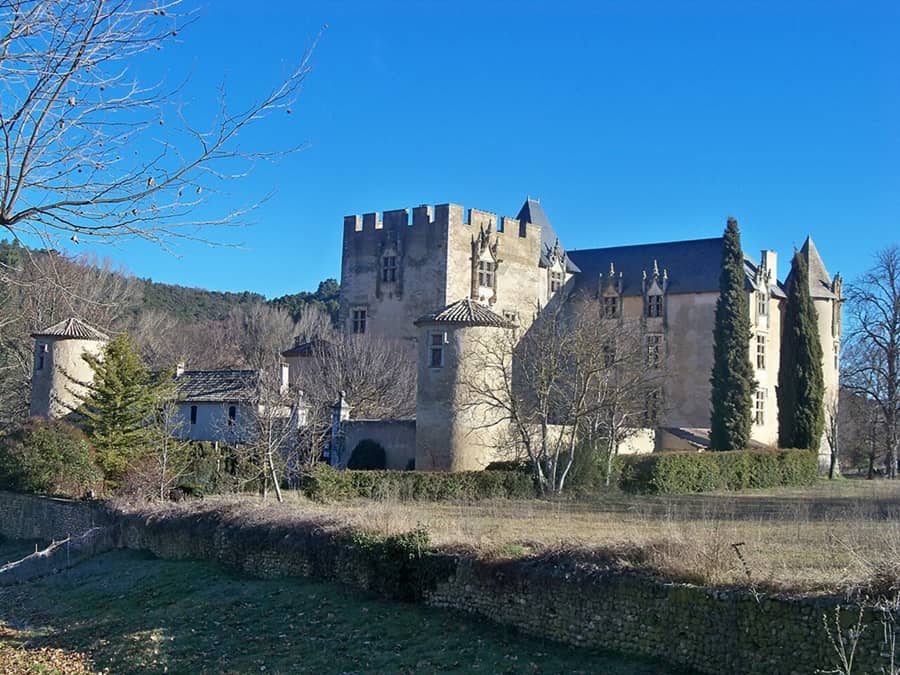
[0,419,101,497]
[347,439,387,470]
[619,449,818,494]
[300,464,536,502]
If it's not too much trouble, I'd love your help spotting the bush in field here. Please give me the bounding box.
[619,449,818,494]
[0,419,101,497]
[300,464,535,502]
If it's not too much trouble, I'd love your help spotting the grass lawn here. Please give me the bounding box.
[189,478,900,594]
[0,549,688,675]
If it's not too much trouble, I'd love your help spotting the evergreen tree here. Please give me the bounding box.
[709,217,756,450]
[778,251,825,449]
[79,332,175,486]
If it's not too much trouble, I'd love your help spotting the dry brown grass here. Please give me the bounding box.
[136,479,900,596]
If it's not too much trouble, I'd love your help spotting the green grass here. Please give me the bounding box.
[0,549,690,674]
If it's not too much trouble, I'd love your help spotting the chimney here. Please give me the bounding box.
[761,250,777,284]
[280,362,290,393]
[176,361,185,377]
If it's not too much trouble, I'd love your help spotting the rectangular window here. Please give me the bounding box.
[645,390,660,424]
[757,292,768,317]
[352,308,367,334]
[756,334,766,370]
[382,255,397,282]
[550,270,563,293]
[647,294,663,318]
[36,343,47,371]
[478,260,495,288]
[603,296,618,318]
[834,342,839,370]
[502,310,518,325]
[429,332,446,368]
[602,342,616,368]
[228,405,237,426]
[646,334,662,368]
[190,405,198,425]
[754,389,766,426]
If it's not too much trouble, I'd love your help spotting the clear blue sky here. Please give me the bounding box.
[70,1,899,298]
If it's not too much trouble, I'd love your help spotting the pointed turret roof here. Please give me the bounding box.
[515,198,580,273]
[414,298,514,328]
[789,236,835,299]
[31,317,109,341]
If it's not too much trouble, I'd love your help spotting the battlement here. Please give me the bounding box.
[343,203,536,239]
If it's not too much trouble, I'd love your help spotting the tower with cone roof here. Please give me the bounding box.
[787,237,843,467]
[29,318,109,419]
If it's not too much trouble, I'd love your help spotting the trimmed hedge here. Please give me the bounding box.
[301,464,535,502]
[619,449,818,494]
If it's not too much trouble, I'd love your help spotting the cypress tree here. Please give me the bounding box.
[710,217,755,450]
[778,251,825,449]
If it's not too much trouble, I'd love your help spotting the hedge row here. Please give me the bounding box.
[619,448,818,494]
[300,464,535,502]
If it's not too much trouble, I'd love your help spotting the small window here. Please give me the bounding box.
[550,269,563,293]
[647,294,663,318]
[602,342,616,368]
[36,343,47,371]
[646,334,662,368]
[429,332,446,368]
[757,292,768,317]
[834,342,839,370]
[756,334,766,370]
[645,390,660,424]
[228,405,237,426]
[478,260,495,288]
[602,296,618,319]
[754,389,766,426]
[190,405,198,425]
[502,310,518,325]
[381,255,397,282]
[352,308,367,334]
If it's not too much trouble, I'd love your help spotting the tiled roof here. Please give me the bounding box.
[31,318,108,340]
[515,199,581,273]
[415,298,514,328]
[174,369,258,402]
[567,237,786,298]
[282,337,334,358]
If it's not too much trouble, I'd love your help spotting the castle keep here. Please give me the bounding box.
[338,198,842,470]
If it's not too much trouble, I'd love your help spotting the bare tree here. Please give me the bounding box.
[463,299,665,495]
[291,335,416,470]
[843,245,900,479]
[1,0,317,247]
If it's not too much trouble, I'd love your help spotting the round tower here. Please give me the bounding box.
[413,299,515,471]
[29,318,109,419]
[796,237,842,470]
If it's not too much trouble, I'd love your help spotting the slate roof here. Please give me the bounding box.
[786,236,836,299]
[174,369,258,403]
[281,337,334,358]
[414,298,514,328]
[515,199,581,273]
[567,237,786,298]
[31,317,108,341]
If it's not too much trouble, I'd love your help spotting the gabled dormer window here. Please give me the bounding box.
[550,269,563,293]
[478,260,495,287]
[757,291,768,317]
[647,294,663,318]
[602,295,619,319]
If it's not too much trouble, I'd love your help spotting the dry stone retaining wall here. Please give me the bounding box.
[0,490,895,675]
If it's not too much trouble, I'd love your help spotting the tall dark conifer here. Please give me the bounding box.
[778,251,825,449]
[710,217,755,450]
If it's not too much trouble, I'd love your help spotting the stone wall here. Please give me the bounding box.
[0,491,112,541]
[1,490,895,675]
[342,419,416,470]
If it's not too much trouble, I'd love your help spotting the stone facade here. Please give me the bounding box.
[339,200,842,470]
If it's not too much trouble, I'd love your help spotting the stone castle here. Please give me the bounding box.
[336,198,842,470]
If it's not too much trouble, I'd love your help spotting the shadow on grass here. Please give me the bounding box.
[0,549,694,674]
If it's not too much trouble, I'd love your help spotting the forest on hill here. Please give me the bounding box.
[0,240,341,425]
